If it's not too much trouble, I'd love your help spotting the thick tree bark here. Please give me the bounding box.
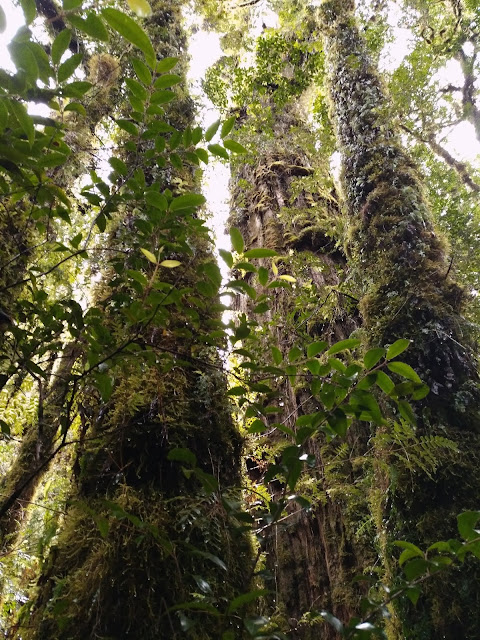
[230,105,369,638]
[10,3,251,639]
[320,2,480,637]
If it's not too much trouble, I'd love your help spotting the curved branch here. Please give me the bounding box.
[400,123,480,193]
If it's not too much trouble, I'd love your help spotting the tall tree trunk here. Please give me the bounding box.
[320,1,480,637]
[9,3,251,639]
[230,103,370,638]
[0,14,122,575]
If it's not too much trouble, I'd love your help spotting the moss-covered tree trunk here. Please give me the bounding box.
[10,4,251,639]
[0,19,122,568]
[319,1,480,637]
[230,104,371,638]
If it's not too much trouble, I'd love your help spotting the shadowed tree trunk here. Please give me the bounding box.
[8,3,251,638]
[319,1,480,637]
[229,103,372,638]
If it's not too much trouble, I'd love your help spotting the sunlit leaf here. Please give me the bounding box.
[386,338,411,360]
[140,248,157,263]
[127,0,152,17]
[160,260,181,268]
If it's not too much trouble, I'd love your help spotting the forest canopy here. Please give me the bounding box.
[0,0,480,638]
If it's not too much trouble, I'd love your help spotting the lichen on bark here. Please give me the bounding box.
[320,1,480,636]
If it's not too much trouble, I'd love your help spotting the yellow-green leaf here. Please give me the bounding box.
[279,275,296,283]
[160,260,181,268]
[127,0,152,17]
[140,248,157,263]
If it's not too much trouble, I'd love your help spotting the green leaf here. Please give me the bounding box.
[278,274,296,283]
[307,341,328,358]
[394,541,424,566]
[397,399,417,425]
[170,193,206,211]
[386,338,411,360]
[63,0,83,8]
[64,101,86,115]
[288,346,302,362]
[127,0,152,17]
[412,384,430,400]
[9,42,39,84]
[223,139,247,153]
[208,143,229,160]
[9,100,34,145]
[327,338,361,356]
[151,90,175,104]
[403,557,428,581]
[167,447,196,466]
[219,249,233,268]
[243,248,277,258]
[457,511,480,541]
[140,247,157,263]
[145,191,167,210]
[109,157,128,176]
[227,589,269,614]
[126,77,147,100]
[95,516,109,538]
[195,148,208,164]
[68,14,109,41]
[52,30,72,65]
[227,386,247,397]
[306,359,320,375]
[116,119,138,135]
[247,418,267,433]
[156,57,178,73]
[375,370,395,394]
[160,260,181,268]
[20,0,36,24]
[62,81,92,97]
[131,57,152,84]
[154,73,181,88]
[271,346,282,365]
[221,115,236,138]
[205,119,220,142]
[406,586,422,606]
[0,100,8,133]
[253,302,269,314]
[230,227,244,254]
[258,266,268,286]
[0,419,10,435]
[101,8,155,66]
[95,212,106,232]
[387,361,421,384]
[364,347,385,369]
[58,53,83,82]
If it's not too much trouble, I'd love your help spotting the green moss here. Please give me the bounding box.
[320,2,480,637]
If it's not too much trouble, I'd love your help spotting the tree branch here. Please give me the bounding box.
[400,123,480,193]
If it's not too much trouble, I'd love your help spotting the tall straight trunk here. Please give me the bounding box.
[10,4,251,639]
[230,104,370,638]
[320,2,480,637]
